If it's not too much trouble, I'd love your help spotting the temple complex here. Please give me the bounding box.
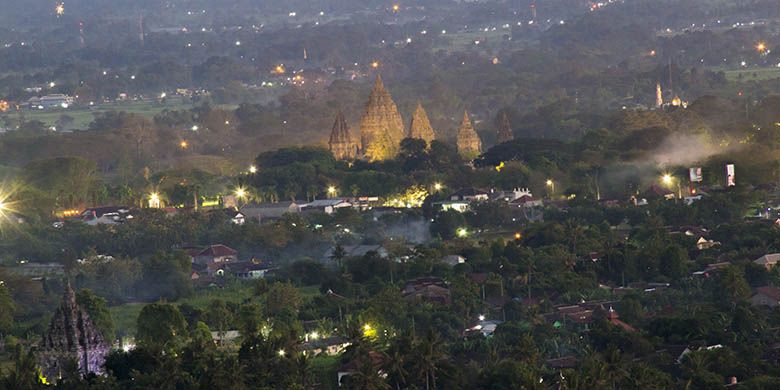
[39,282,109,382]
[358,75,406,161]
[328,111,358,160]
[456,110,482,158]
[408,101,436,145]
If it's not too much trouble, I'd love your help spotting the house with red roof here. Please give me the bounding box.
[751,286,780,307]
[193,244,238,265]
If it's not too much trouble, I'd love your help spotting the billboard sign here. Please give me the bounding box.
[689,167,703,183]
[726,164,735,187]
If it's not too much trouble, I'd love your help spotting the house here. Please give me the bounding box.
[751,286,780,307]
[28,94,74,109]
[81,206,133,226]
[193,245,238,265]
[754,253,780,270]
[491,188,533,202]
[302,198,352,214]
[349,196,381,210]
[440,255,466,266]
[691,261,731,277]
[433,200,471,213]
[9,262,65,278]
[301,336,351,356]
[605,307,636,333]
[213,261,275,279]
[229,211,245,225]
[696,237,720,250]
[449,188,490,202]
[464,319,503,337]
[210,330,241,346]
[240,201,302,222]
[509,194,544,208]
[402,277,451,305]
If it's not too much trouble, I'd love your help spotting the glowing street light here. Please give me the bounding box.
[371,61,380,69]
[277,349,286,357]
[148,192,161,208]
[478,314,485,321]
[661,173,682,199]
[456,227,468,238]
[249,165,258,174]
[234,187,248,201]
[546,179,555,197]
[757,41,768,54]
[433,182,443,192]
[327,186,337,197]
[179,140,189,149]
[392,4,400,12]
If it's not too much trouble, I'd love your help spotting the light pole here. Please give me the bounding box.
[546,179,555,199]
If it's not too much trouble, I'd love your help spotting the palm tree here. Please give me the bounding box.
[413,330,447,390]
[564,219,585,256]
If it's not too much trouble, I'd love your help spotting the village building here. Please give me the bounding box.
[754,253,780,270]
[192,244,238,265]
[240,201,303,222]
[751,286,780,307]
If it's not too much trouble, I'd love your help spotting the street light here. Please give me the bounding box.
[546,179,555,198]
[249,165,258,174]
[660,173,682,199]
[456,227,468,238]
[327,186,337,197]
[234,187,247,200]
[433,182,443,192]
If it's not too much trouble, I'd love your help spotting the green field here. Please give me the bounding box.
[3,98,195,131]
[724,67,780,82]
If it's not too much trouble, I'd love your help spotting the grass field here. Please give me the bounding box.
[3,98,195,131]
[724,67,780,82]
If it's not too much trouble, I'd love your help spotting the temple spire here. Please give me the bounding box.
[457,110,482,158]
[408,101,436,145]
[359,75,405,161]
[328,110,358,160]
[496,112,513,144]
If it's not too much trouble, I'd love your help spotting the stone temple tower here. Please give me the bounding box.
[457,110,482,158]
[359,75,406,161]
[496,112,513,144]
[328,111,358,160]
[408,101,436,146]
[39,282,109,383]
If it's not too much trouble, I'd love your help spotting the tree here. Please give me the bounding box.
[22,156,99,208]
[265,282,302,318]
[140,251,193,301]
[76,288,116,342]
[715,266,751,308]
[136,303,188,352]
[0,283,14,334]
[430,211,466,240]
[413,330,447,390]
[0,345,45,388]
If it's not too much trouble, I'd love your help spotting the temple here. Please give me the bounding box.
[358,75,406,161]
[457,110,482,158]
[328,111,358,160]
[496,112,513,144]
[408,101,436,145]
[39,282,110,382]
